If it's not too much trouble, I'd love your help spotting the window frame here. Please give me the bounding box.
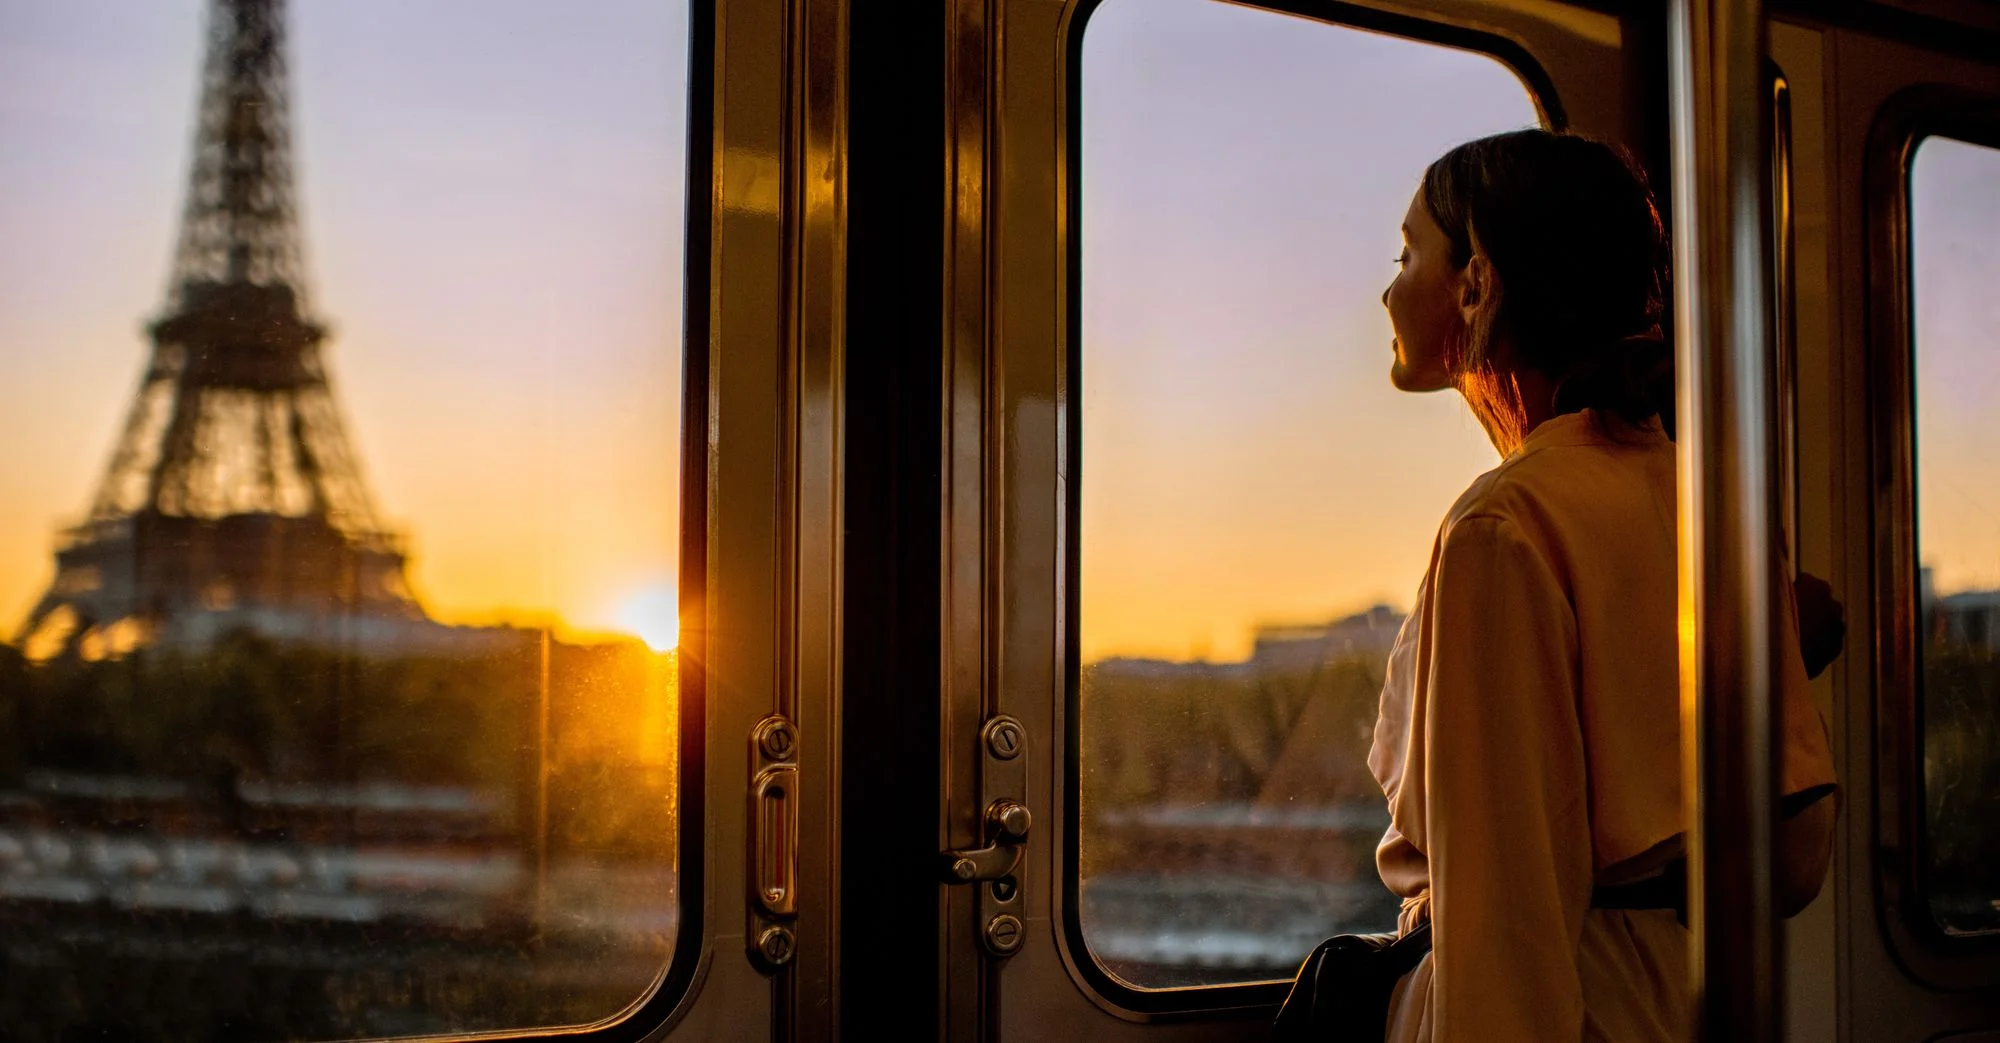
[1056,0,1567,1015]
[1865,83,2000,970]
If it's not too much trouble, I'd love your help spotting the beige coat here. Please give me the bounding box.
[1367,410,1837,1042]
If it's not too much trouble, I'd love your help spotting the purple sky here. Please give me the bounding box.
[1078,0,1999,662]
[1914,135,2000,597]
[1080,0,1539,661]
[0,0,1991,662]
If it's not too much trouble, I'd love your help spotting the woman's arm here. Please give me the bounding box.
[1424,514,1594,1042]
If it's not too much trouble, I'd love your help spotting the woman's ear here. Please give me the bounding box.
[1458,252,1496,325]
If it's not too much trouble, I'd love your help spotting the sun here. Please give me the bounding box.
[614,583,680,652]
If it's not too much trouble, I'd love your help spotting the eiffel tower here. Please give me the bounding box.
[17,0,425,659]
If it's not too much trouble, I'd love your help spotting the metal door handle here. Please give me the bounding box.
[753,764,797,917]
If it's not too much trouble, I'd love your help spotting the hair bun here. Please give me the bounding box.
[1551,327,1674,432]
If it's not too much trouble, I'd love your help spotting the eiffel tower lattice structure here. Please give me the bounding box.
[17,0,427,659]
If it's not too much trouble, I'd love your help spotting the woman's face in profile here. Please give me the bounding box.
[1383,190,1463,393]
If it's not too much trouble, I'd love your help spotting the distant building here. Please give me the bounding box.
[1922,567,2000,655]
[1089,603,1406,681]
[1247,603,1404,674]
[1934,589,2000,654]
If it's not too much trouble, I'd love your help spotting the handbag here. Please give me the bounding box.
[1270,920,1432,1042]
[1272,865,1691,1042]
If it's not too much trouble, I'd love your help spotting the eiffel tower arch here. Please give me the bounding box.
[17,0,427,659]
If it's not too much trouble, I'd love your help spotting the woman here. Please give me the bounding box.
[1367,129,1837,1042]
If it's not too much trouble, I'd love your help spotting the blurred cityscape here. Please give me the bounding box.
[1918,569,2000,936]
[1080,605,1406,987]
[0,634,676,1040]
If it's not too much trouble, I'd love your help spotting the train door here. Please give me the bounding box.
[1769,5,2000,1040]
[836,0,1671,1038]
[667,0,845,1036]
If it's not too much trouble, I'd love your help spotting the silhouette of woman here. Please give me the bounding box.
[1367,129,1837,1042]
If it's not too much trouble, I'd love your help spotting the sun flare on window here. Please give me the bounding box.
[615,582,681,652]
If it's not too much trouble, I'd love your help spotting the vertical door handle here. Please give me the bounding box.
[753,763,798,917]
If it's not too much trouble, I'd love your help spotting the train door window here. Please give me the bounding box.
[0,1,689,1037]
[1075,0,1543,990]
[1911,134,2000,938]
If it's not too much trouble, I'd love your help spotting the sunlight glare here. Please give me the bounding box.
[615,583,680,651]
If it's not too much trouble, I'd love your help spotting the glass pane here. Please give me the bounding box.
[0,0,687,1037]
[1913,135,2000,938]
[1076,0,1542,989]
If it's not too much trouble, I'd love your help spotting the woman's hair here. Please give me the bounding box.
[1420,129,1673,435]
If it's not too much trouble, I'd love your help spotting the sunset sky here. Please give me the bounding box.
[0,0,1993,665]
[1079,0,1535,662]
[1078,0,2000,663]
[0,0,689,645]
[1913,136,2000,603]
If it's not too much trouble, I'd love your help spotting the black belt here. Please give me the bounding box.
[1590,859,1687,924]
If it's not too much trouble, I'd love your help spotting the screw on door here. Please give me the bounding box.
[757,925,796,967]
[983,715,1024,760]
[755,715,798,761]
[984,913,1024,956]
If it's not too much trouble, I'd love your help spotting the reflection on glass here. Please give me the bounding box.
[1913,135,2000,938]
[1077,0,1541,989]
[0,0,686,1037]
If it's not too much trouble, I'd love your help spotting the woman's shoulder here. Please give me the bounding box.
[1440,463,1519,528]
[1438,451,1555,530]
[1439,412,1674,543]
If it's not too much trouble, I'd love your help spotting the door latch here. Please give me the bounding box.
[948,715,1031,958]
[940,798,1031,883]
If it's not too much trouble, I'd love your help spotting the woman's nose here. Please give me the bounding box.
[1381,284,1391,307]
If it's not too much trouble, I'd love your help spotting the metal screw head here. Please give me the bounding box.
[983,716,1024,760]
[755,716,798,761]
[984,913,1024,956]
[762,886,787,906]
[951,857,978,882]
[756,925,796,967]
